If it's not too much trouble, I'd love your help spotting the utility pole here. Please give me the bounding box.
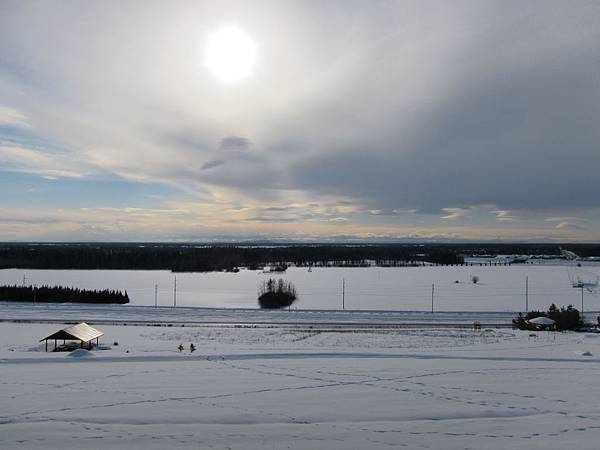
[525,276,529,312]
[173,276,177,307]
[431,284,434,313]
[22,274,26,286]
[33,284,36,304]
[581,285,584,316]
[154,284,158,308]
[342,278,345,310]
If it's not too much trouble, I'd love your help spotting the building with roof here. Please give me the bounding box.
[40,322,104,352]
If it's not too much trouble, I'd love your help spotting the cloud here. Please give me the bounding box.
[555,221,586,231]
[545,217,586,223]
[0,106,29,128]
[0,202,597,242]
[490,210,518,222]
[219,136,252,152]
[370,208,415,216]
[1,2,599,240]
[281,3,600,214]
[545,216,588,231]
[0,145,87,178]
[200,159,225,170]
[441,208,472,220]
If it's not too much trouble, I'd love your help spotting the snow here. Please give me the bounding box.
[67,348,94,358]
[3,263,600,311]
[528,316,555,325]
[2,313,600,449]
[0,301,519,326]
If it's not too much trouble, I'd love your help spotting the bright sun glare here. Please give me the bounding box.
[205,26,256,83]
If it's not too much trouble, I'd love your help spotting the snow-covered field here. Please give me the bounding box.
[3,317,600,449]
[2,263,600,448]
[2,263,600,311]
[0,301,518,326]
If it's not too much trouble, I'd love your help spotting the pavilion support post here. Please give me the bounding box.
[80,340,83,348]
[54,339,57,351]
[96,337,99,348]
[45,340,48,352]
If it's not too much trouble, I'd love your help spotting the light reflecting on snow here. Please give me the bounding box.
[2,322,600,450]
[1,264,600,311]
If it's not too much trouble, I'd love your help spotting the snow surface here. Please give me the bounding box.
[0,301,519,326]
[3,316,600,449]
[3,263,600,311]
[67,348,94,358]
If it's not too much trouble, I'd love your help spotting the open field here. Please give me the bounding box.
[2,316,600,449]
[0,302,518,327]
[2,263,600,311]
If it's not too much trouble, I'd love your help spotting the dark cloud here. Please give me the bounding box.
[284,6,600,214]
[200,159,225,170]
[219,136,252,152]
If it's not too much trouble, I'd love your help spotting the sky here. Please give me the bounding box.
[1,0,600,242]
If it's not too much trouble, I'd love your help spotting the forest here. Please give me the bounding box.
[0,242,597,273]
[0,284,129,304]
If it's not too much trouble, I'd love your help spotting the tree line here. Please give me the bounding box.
[1,242,597,272]
[0,284,130,304]
[0,243,464,271]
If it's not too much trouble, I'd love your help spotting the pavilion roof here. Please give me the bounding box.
[40,322,104,342]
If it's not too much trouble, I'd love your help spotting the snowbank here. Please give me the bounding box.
[67,348,94,358]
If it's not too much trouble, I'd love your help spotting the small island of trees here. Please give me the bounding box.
[0,285,130,304]
[258,278,297,309]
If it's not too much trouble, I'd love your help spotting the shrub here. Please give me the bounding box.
[471,275,480,284]
[258,278,297,309]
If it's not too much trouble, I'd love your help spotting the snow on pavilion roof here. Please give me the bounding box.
[40,322,104,342]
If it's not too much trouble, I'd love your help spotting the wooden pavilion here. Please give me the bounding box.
[40,322,104,352]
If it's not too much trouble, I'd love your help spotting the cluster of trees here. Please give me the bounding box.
[0,243,465,272]
[513,303,583,331]
[454,243,600,258]
[0,284,129,304]
[3,243,598,273]
[258,278,297,309]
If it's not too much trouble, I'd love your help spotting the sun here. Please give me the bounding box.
[205,26,256,83]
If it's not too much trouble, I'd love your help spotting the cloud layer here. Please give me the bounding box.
[1,1,600,241]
